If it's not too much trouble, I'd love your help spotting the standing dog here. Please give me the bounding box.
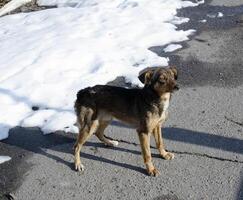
[74,66,179,176]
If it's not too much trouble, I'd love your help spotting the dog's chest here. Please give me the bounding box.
[161,94,170,112]
[157,93,170,121]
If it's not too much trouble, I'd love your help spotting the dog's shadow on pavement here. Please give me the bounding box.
[2,127,148,174]
[2,126,243,175]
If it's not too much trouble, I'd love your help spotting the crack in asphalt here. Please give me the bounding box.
[104,135,243,164]
[169,150,243,164]
[225,116,243,127]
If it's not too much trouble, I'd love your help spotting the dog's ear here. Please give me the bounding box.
[138,67,159,85]
[144,70,154,85]
[169,66,178,80]
[138,69,154,85]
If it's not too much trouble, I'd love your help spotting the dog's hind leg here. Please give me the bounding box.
[95,121,119,147]
[152,124,174,160]
[74,120,99,172]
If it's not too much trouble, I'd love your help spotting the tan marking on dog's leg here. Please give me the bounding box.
[152,125,174,160]
[74,120,99,172]
[95,121,119,147]
[138,132,160,176]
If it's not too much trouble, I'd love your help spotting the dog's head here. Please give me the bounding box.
[138,66,179,95]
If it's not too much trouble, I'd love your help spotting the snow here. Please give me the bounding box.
[218,12,223,18]
[0,0,31,17]
[164,44,182,52]
[0,0,204,140]
[207,12,223,19]
[199,19,207,23]
[0,156,11,164]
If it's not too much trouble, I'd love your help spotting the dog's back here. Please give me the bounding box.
[74,85,144,131]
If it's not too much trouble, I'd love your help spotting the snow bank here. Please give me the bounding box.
[0,156,11,164]
[0,0,204,140]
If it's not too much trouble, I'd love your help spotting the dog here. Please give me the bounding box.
[73,66,179,176]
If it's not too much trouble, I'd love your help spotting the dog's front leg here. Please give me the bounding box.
[137,131,160,176]
[153,124,174,160]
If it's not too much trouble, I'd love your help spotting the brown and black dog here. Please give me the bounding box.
[74,66,179,176]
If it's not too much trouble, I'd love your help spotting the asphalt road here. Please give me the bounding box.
[1,0,243,199]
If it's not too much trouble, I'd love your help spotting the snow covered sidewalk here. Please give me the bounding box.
[0,0,204,140]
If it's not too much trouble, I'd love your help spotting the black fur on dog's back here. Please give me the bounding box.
[74,85,146,120]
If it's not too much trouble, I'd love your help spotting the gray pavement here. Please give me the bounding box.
[1,0,243,199]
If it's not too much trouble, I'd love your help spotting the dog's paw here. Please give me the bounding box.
[147,168,160,177]
[161,152,174,160]
[75,162,85,172]
[110,140,119,146]
[105,140,119,147]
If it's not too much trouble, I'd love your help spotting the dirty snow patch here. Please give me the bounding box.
[0,0,31,17]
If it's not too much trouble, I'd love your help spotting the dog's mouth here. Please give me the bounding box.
[169,84,179,92]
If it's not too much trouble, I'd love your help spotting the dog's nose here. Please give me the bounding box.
[174,84,179,90]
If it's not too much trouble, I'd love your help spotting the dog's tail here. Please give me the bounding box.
[74,87,96,130]
[75,89,85,116]
[74,87,93,115]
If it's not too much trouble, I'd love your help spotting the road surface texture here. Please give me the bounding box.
[0,0,243,199]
